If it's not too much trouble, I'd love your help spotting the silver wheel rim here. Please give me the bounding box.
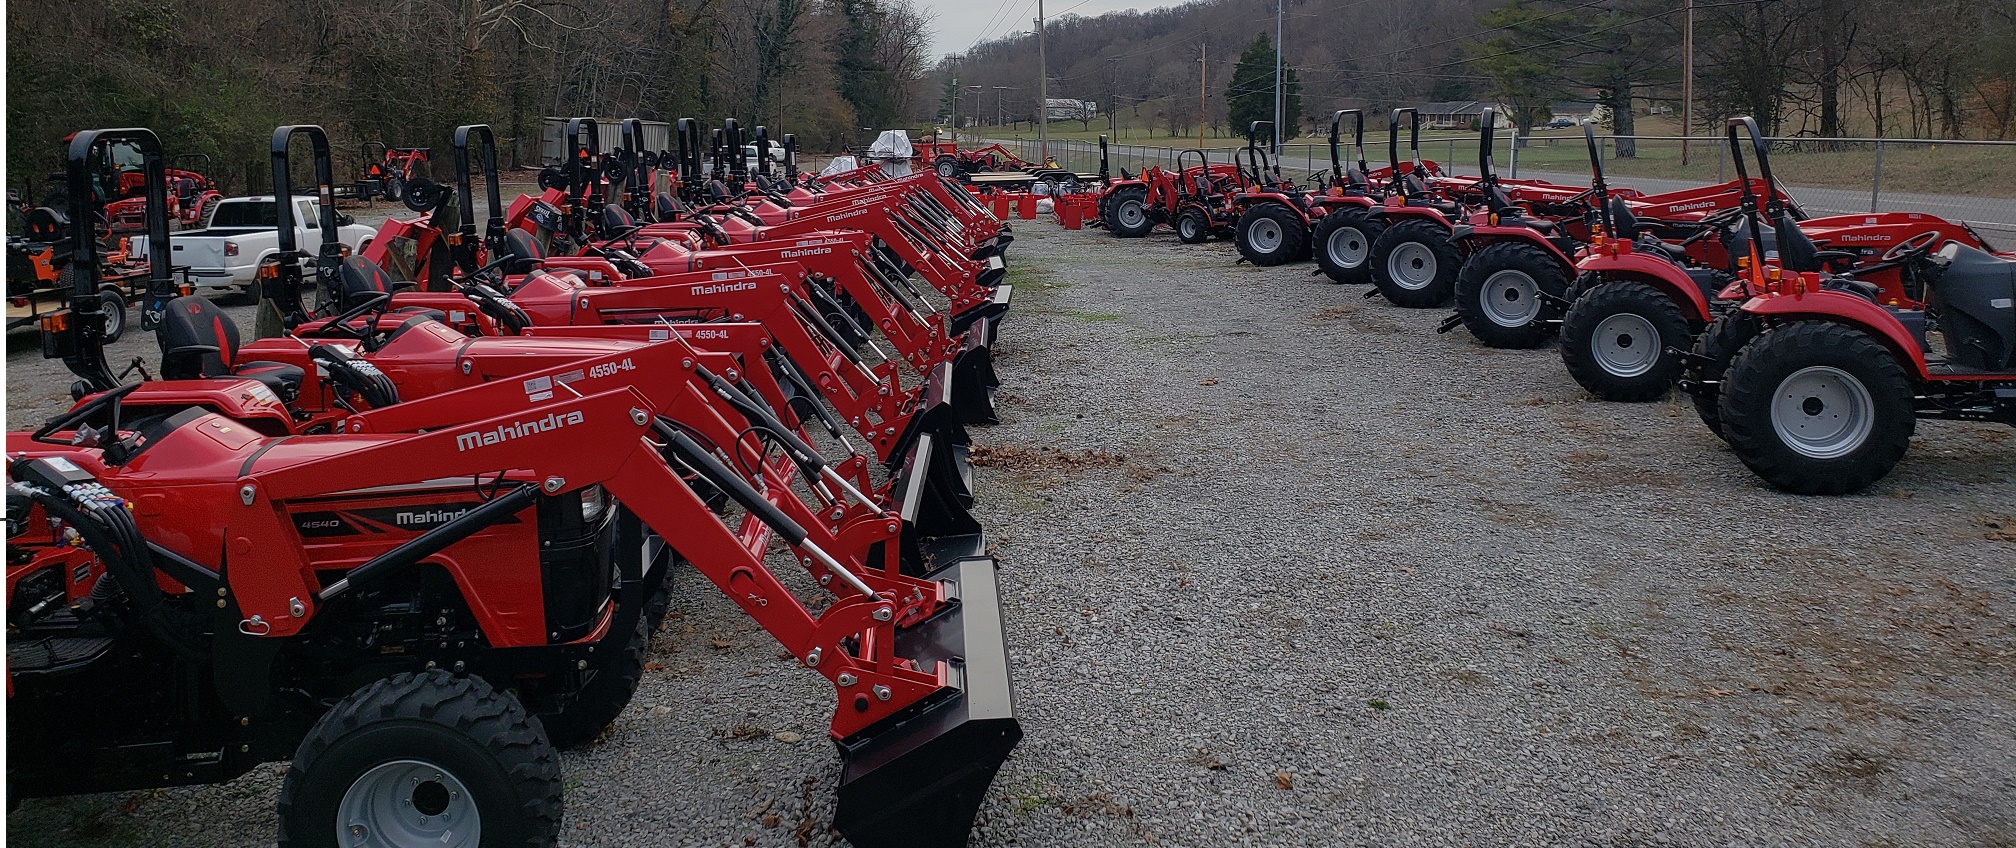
[1479,269,1540,328]
[1250,218,1283,253]
[1387,241,1439,290]
[937,161,957,178]
[100,295,125,337]
[1770,365,1875,460]
[1117,200,1145,229]
[1327,225,1368,268]
[1180,216,1200,239]
[337,759,481,848]
[1590,312,1661,377]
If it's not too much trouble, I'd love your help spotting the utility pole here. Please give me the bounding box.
[951,73,959,146]
[1199,43,1207,149]
[1036,0,1050,162]
[1273,0,1283,154]
[1681,0,1694,166]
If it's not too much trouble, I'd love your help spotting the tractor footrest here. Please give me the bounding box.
[7,635,114,674]
[834,553,1021,848]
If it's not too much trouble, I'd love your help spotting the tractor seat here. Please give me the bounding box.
[338,256,448,322]
[601,203,638,234]
[655,193,687,220]
[502,229,548,275]
[156,295,304,401]
[1775,212,1857,273]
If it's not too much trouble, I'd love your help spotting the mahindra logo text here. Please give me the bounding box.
[396,508,470,526]
[455,410,586,451]
[691,281,760,295]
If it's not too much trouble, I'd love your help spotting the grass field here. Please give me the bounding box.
[962,115,2016,198]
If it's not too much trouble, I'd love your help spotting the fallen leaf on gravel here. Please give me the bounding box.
[728,724,767,741]
[1274,772,1294,790]
[649,705,672,717]
[775,731,803,744]
[643,661,666,672]
[1198,378,1218,385]
[1368,699,1390,710]
[711,639,733,649]
[1981,516,2016,541]
[763,813,782,828]
[1704,687,1735,697]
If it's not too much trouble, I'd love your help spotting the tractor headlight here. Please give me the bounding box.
[579,484,608,522]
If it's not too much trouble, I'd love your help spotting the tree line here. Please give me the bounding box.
[6,0,935,195]
[935,0,2016,147]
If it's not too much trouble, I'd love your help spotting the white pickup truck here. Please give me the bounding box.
[130,196,376,296]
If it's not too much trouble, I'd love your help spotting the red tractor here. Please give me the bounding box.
[1310,109,1413,285]
[1230,121,1331,266]
[1708,165,2015,491]
[12,127,1023,847]
[1096,144,1245,239]
[358,141,431,203]
[1558,117,1993,405]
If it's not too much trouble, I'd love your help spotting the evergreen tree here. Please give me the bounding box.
[837,0,898,129]
[1225,34,1302,141]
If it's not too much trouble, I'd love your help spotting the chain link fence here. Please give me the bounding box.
[998,134,2016,240]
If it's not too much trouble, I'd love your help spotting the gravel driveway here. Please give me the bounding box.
[9,220,2014,847]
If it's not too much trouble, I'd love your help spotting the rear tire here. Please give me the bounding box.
[1102,186,1153,238]
[1235,202,1306,266]
[1368,219,1460,307]
[1453,242,1568,348]
[934,155,961,180]
[1176,208,1210,244]
[1311,209,1382,284]
[1718,321,1916,494]
[1559,280,1694,401]
[539,574,672,749]
[1686,312,1764,439]
[277,670,562,848]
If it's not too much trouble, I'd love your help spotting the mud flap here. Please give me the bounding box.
[949,284,1012,338]
[834,552,1021,848]
[949,323,1000,426]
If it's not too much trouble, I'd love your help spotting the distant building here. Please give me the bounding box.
[1045,98,1098,121]
[1418,101,1491,129]
[1549,102,1598,122]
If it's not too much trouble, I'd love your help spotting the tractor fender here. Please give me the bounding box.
[1578,250,1713,324]
[1375,204,1452,229]
[1739,290,1933,381]
[1245,193,1311,225]
[1451,223,1576,276]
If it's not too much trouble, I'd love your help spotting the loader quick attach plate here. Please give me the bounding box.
[834,548,1021,848]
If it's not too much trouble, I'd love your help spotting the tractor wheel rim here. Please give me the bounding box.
[1252,219,1283,253]
[1770,365,1874,460]
[1387,242,1438,290]
[1117,201,1145,229]
[1180,217,1199,239]
[101,297,125,337]
[1590,312,1661,377]
[337,759,481,848]
[1327,226,1368,268]
[1480,269,1541,327]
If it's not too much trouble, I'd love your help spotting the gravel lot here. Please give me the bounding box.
[9,220,2016,847]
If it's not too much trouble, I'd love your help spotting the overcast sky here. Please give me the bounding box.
[922,0,1185,58]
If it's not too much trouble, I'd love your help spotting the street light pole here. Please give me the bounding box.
[1273,0,1283,154]
[1037,0,1049,162]
[1681,0,1694,166]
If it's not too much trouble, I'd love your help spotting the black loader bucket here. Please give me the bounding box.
[949,322,1000,426]
[886,362,978,522]
[835,551,1021,848]
[949,282,1012,338]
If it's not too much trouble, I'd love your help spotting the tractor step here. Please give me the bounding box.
[7,635,115,674]
[834,553,1021,848]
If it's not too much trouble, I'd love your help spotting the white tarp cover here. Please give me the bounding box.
[867,130,913,177]
[820,155,860,176]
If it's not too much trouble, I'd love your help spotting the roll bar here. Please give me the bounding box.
[452,124,505,272]
[56,129,172,390]
[1329,109,1366,187]
[753,125,772,178]
[676,118,702,201]
[723,119,746,183]
[782,133,800,180]
[270,125,345,325]
[1583,122,1612,238]
[1388,108,1422,192]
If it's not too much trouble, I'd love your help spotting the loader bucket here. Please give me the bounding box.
[888,363,979,533]
[950,323,1000,425]
[949,283,1012,338]
[835,552,1022,848]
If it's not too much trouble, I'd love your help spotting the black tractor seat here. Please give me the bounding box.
[338,256,449,323]
[157,295,304,400]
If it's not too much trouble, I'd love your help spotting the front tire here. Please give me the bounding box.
[1718,322,1916,495]
[1176,208,1210,244]
[1311,209,1383,284]
[277,671,562,848]
[538,574,672,749]
[1234,203,1306,266]
[1686,312,1764,439]
[1452,242,1568,348]
[1102,186,1153,238]
[1559,280,1695,401]
[1368,219,1460,307]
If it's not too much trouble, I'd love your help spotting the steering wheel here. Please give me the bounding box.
[308,293,393,344]
[1882,229,1943,263]
[33,383,145,445]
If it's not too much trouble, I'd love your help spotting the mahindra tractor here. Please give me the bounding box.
[1097,139,1245,239]
[1556,117,1993,406]
[1310,109,1408,285]
[1231,120,1382,266]
[10,128,1023,847]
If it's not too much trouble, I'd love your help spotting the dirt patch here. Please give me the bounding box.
[969,444,1127,472]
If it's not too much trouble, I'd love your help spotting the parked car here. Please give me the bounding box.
[1547,116,1578,129]
[128,195,374,296]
